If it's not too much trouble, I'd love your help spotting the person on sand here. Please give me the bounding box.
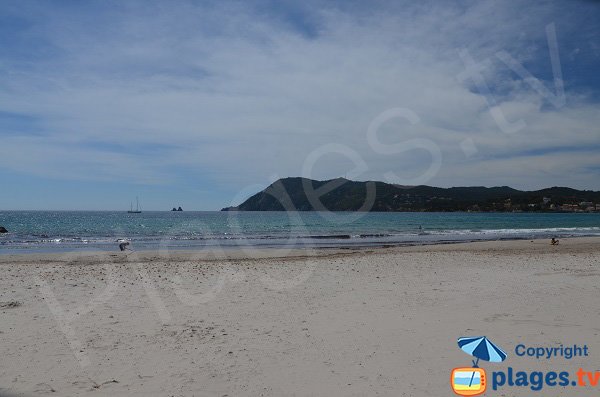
[551,237,559,245]
[119,241,130,251]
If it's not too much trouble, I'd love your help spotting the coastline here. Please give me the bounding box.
[1,235,598,264]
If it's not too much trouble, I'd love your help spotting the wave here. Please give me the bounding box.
[424,227,600,236]
[2,226,599,252]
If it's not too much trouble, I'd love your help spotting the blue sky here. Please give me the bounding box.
[0,0,599,210]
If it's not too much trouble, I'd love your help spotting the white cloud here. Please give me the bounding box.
[0,0,599,199]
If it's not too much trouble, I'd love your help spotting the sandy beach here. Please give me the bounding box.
[1,237,599,396]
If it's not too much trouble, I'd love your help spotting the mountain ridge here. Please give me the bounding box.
[221,177,600,212]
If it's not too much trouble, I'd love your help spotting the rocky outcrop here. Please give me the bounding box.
[0,226,7,233]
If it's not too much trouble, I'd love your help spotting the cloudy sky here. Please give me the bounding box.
[1,0,599,210]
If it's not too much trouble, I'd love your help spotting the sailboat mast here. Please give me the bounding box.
[128,197,142,213]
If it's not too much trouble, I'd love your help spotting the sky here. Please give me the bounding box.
[0,0,599,210]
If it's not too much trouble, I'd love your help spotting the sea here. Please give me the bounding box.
[0,211,599,254]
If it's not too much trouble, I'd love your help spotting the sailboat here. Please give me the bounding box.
[128,197,142,213]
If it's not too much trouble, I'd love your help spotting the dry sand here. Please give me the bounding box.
[0,237,599,396]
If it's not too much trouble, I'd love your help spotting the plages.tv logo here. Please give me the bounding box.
[451,336,508,396]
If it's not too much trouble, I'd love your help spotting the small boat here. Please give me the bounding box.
[128,197,142,213]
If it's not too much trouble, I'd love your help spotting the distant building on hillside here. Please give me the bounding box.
[560,204,579,212]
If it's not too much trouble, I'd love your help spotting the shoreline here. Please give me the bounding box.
[1,235,598,264]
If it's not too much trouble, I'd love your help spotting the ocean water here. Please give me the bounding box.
[0,211,599,253]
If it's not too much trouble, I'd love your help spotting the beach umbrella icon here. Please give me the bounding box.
[458,336,507,387]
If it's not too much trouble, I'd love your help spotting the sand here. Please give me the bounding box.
[0,237,599,396]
